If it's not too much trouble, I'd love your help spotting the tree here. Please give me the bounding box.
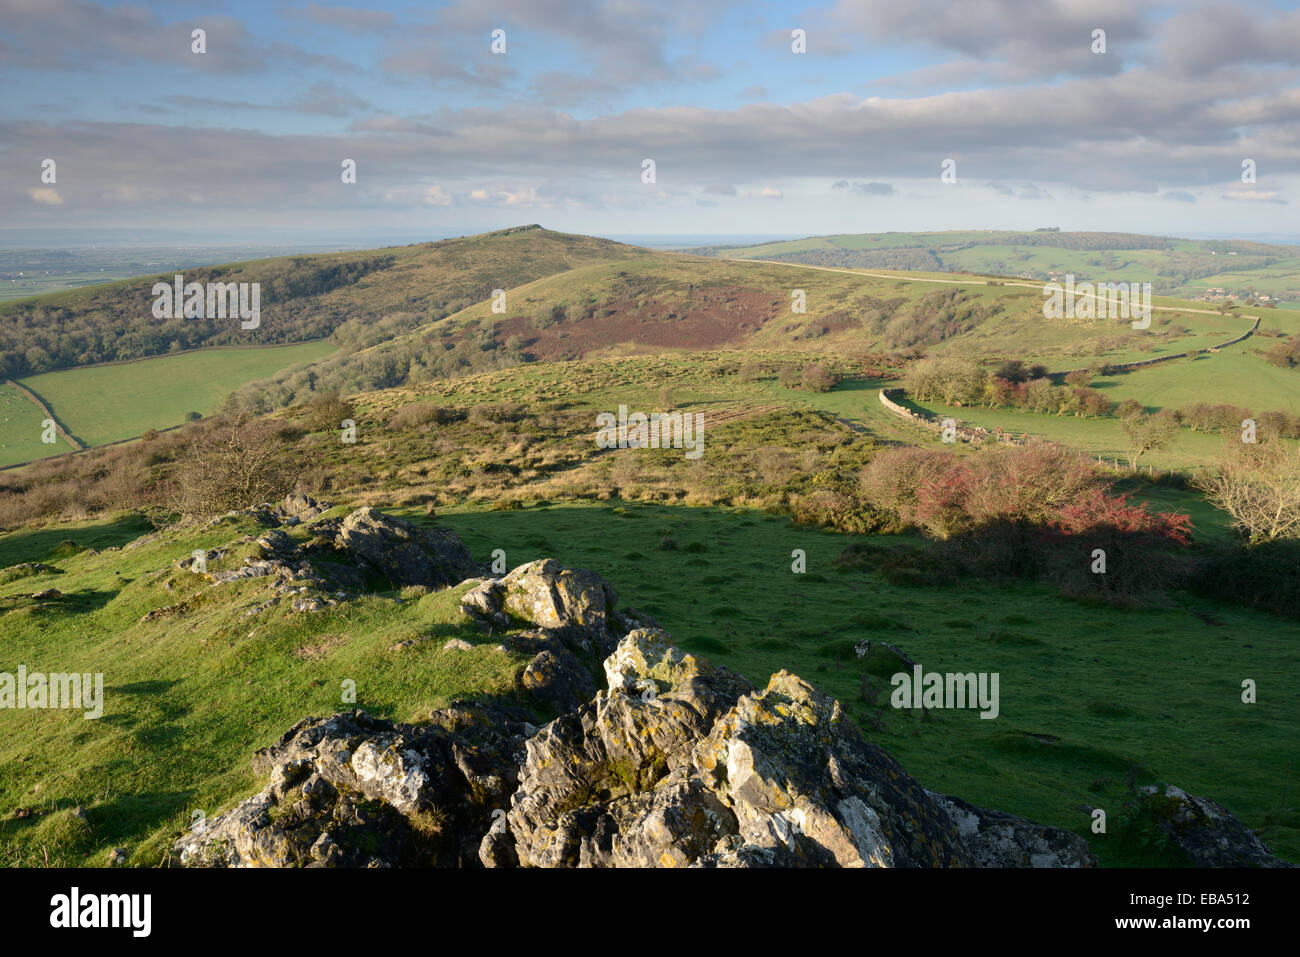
[1194,440,1300,543]
[1120,410,1179,468]
[994,359,1028,383]
[303,391,355,433]
[1115,398,1144,421]
[800,363,839,393]
[165,414,301,520]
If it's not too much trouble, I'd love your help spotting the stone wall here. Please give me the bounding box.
[878,388,1024,446]
[1052,314,1260,379]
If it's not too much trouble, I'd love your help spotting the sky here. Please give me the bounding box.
[2,0,1299,246]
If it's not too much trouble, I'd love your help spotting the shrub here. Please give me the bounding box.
[993,359,1028,383]
[163,414,302,520]
[860,443,1191,544]
[1115,398,1144,420]
[1262,336,1300,368]
[1190,540,1300,618]
[800,363,839,392]
[302,392,356,433]
[389,403,458,430]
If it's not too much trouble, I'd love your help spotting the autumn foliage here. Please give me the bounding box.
[861,443,1192,543]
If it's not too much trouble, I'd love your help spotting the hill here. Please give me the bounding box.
[6,226,1294,473]
[689,230,1300,306]
[221,247,1270,417]
[0,227,651,466]
[0,225,649,380]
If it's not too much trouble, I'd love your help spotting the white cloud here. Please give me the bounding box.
[423,185,453,205]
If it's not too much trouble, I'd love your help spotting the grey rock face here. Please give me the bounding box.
[1133,784,1293,867]
[175,706,531,868]
[927,792,1094,868]
[336,507,483,588]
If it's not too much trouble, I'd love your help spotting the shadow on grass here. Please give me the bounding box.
[0,512,154,569]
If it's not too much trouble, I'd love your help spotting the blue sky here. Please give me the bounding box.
[3,0,1299,245]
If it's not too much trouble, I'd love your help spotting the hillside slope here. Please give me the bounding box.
[0,226,650,380]
[225,249,1261,415]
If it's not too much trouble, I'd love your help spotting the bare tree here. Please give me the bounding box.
[165,414,301,521]
[1194,440,1300,543]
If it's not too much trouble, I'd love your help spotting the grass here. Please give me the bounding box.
[0,382,63,465]
[12,341,336,455]
[701,230,1300,305]
[0,507,529,867]
[1095,349,1300,414]
[2,500,1295,867]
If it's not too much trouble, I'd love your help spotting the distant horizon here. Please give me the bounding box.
[4,226,1300,255]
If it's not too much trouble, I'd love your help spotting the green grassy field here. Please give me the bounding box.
[3,501,1294,867]
[0,383,67,465]
[3,228,1297,871]
[437,501,1300,867]
[11,341,335,455]
[1095,350,1300,414]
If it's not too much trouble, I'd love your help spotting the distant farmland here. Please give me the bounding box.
[6,340,335,463]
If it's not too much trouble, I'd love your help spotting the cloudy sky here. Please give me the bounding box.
[2,0,1298,245]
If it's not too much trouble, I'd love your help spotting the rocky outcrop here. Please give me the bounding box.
[174,612,1100,869]
[336,506,483,588]
[175,704,533,867]
[155,505,480,620]
[461,559,625,652]
[1133,784,1293,867]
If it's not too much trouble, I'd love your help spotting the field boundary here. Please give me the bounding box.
[878,387,1026,447]
[1050,314,1261,378]
[16,336,334,376]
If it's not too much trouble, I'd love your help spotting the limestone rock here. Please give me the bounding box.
[177,618,1113,870]
[499,559,618,651]
[335,507,483,589]
[518,649,598,715]
[928,792,1094,867]
[175,707,528,868]
[1134,784,1293,867]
